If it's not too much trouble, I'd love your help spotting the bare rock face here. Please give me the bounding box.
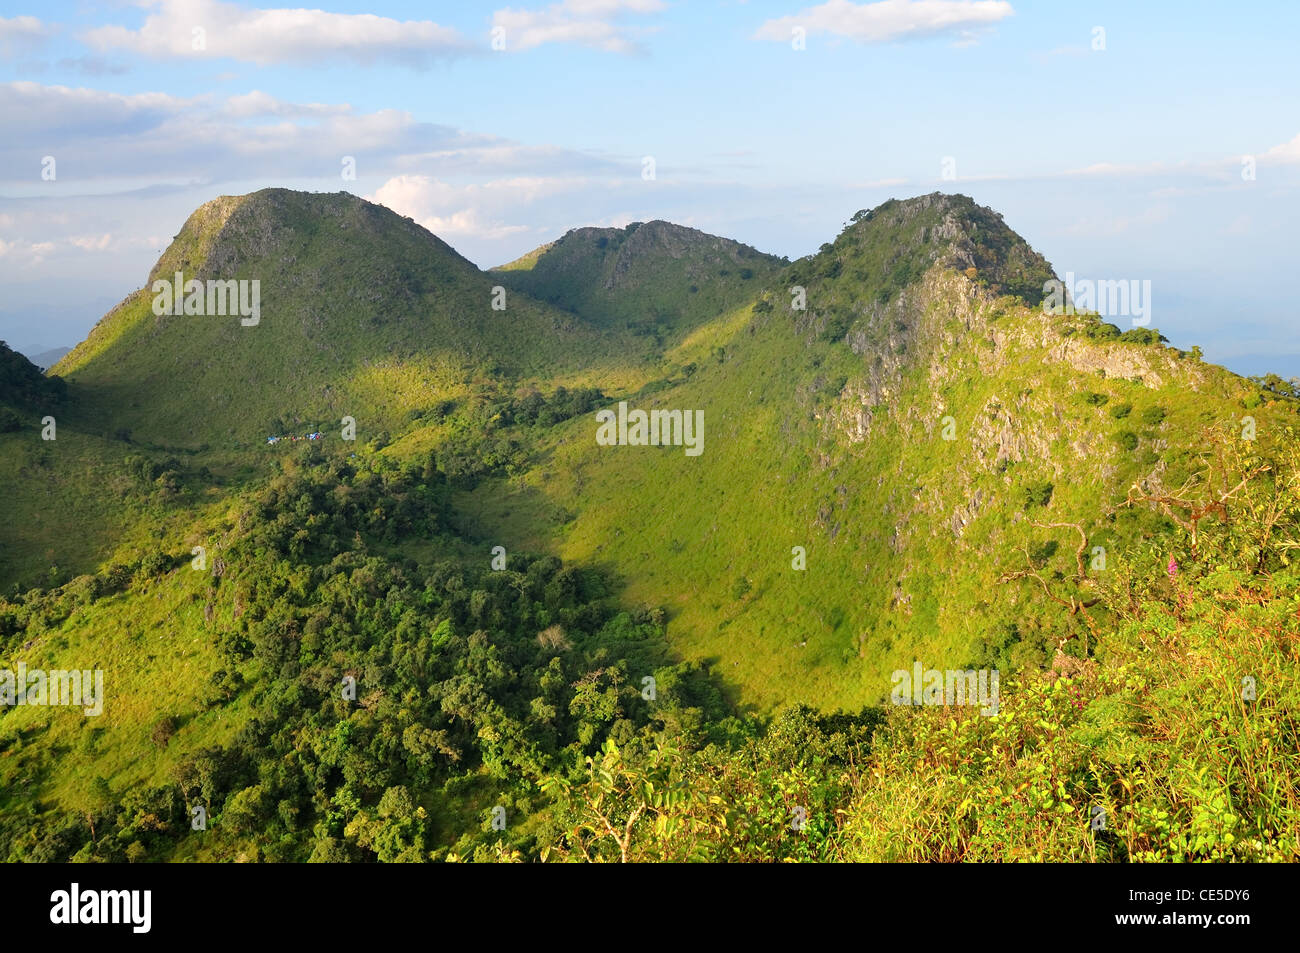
[1052,337,1171,388]
[950,489,986,537]
[805,220,1219,567]
[148,193,244,286]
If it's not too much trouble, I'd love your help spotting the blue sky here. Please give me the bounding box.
[2,0,1298,376]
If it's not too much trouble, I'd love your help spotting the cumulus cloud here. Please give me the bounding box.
[492,0,665,53]
[81,0,469,67]
[369,174,591,239]
[753,0,1013,45]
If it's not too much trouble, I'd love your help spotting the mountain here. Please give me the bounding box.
[0,341,65,412]
[52,189,629,451]
[492,219,784,341]
[3,190,1297,864]
[23,347,72,371]
[460,192,1290,710]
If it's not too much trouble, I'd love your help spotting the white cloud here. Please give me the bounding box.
[0,238,56,264]
[69,233,115,251]
[0,15,49,58]
[0,82,618,186]
[1261,132,1300,164]
[409,209,531,240]
[1066,141,1300,182]
[492,0,665,53]
[0,231,153,257]
[82,0,468,67]
[0,16,45,39]
[2,81,190,141]
[220,90,351,119]
[753,0,1013,45]
[369,174,590,239]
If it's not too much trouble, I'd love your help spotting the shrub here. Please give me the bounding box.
[1084,321,1121,341]
[1141,405,1167,427]
[1022,481,1054,508]
[150,716,178,748]
[1120,327,1169,345]
[138,551,174,577]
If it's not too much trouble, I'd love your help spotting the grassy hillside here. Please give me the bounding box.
[2,190,1296,863]
[458,194,1300,712]
[0,343,138,588]
[540,516,1300,862]
[492,220,784,345]
[53,190,643,453]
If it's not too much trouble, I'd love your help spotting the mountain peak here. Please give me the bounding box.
[149,188,473,288]
[492,218,783,333]
[54,188,605,447]
[826,192,1057,305]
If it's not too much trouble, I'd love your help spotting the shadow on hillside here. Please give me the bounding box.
[446,474,766,721]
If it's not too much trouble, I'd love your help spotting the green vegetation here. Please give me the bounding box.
[492,220,783,345]
[5,425,1295,862]
[0,342,67,410]
[3,189,1298,862]
[0,455,727,861]
[537,427,1300,861]
[51,190,643,453]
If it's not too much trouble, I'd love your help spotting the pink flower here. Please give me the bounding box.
[1167,556,1178,578]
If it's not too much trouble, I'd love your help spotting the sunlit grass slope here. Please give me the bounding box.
[460,195,1298,713]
